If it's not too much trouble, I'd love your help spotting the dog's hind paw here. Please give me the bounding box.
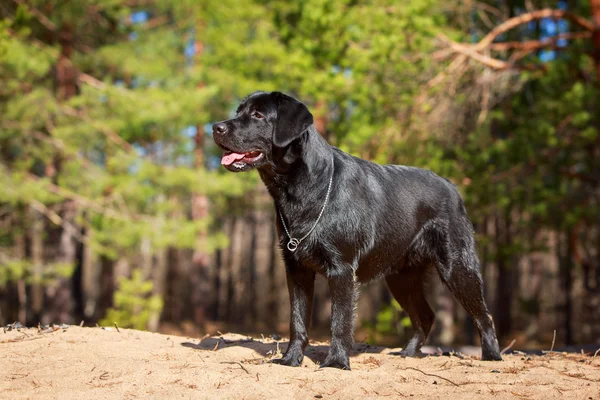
[390,349,427,358]
[389,345,427,358]
[320,355,351,370]
[270,353,303,367]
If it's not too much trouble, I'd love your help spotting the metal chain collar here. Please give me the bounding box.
[278,158,334,252]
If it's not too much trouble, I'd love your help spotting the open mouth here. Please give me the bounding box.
[221,150,264,168]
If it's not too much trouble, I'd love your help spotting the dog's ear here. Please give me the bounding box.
[271,92,314,148]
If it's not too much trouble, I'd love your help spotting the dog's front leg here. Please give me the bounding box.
[321,270,356,370]
[272,264,315,367]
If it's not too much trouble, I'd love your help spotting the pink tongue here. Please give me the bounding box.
[221,152,246,165]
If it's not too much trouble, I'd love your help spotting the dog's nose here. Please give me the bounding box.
[213,122,228,135]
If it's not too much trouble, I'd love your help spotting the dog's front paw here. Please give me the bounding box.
[270,352,304,367]
[320,354,351,370]
[481,351,502,361]
[396,348,426,358]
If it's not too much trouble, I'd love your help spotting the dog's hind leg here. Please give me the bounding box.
[436,257,502,360]
[434,222,502,361]
[385,269,435,357]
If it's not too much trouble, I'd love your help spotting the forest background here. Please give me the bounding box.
[1,0,599,350]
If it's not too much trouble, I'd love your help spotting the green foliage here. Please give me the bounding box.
[0,0,260,271]
[0,0,458,290]
[460,57,599,242]
[100,270,163,330]
[1,0,599,335]
[363,300,411,344]
[0,258,75,287]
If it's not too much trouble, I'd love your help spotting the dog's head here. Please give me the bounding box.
[212,91,313,172]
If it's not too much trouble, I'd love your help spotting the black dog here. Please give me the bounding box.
[213,91,502,370]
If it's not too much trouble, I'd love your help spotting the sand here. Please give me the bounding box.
[1,326,599,399]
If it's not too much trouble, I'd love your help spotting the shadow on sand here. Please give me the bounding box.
[181,336,389,364]
[182,336,600,364]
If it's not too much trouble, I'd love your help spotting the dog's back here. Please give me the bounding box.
[328,147,471,280]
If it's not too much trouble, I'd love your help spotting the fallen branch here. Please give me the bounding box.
[220,361,250,375]
[401,366,460,387]
[501,339,516,355]
[558,371,599,382]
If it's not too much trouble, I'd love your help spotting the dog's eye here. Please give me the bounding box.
[251,111,264,119]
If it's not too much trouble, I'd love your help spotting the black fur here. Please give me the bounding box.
[213,91,502,370]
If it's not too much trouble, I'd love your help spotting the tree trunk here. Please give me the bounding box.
[247,213,258,324]
[113,257,130,283]
[590,0,600,85]
[559,229,574,345]
[162,248,180,323]
[95,257,114,321]
[494,210,513,339]
[212,245,223,321]
[14,223,27,324]
[225,218,238,322]
[55,24,78,101]
[148,205,169,332]
[45,23,78,324]
[29,207,44,324]
[190,125,212,327]
[218,218,236,321]
[148,246,167,331]
[435,284,455,346]
[140,237,153,281]
[82,223,99,321]
[53,201,77,323]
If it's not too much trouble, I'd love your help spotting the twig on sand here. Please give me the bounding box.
[198,334,210,343]
[221,361,250,374]
[554,387,564,396]
[589,348,600,365]
[113,322,120,332]
[501,339,516,355]
[401,367,460,387]
[558,371,598,382]
[542,330,558,354]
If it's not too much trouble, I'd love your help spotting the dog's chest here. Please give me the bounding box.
[287,241,334,274]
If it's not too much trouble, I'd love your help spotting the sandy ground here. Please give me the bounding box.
[1,326,599,399]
